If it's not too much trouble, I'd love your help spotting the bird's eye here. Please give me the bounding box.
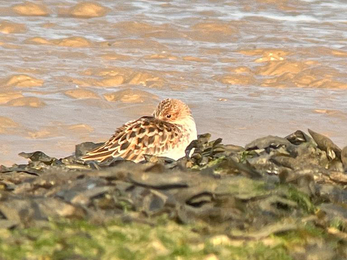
[166,114,171,118]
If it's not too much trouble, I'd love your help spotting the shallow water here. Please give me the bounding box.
[0,0,346,165]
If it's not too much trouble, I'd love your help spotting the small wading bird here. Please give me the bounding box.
[81,98,197,163]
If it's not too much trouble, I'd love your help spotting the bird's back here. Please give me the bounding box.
[81,116,191,163]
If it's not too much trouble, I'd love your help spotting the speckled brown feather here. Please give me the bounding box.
[81,116,189,162]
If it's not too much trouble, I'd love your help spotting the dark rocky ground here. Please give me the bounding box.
[0,129,346,260]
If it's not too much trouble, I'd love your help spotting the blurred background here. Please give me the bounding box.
[0,0,346,165]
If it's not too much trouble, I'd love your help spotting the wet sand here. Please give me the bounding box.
[0,0,346,165]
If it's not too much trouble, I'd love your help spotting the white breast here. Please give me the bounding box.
[159,116,197,160]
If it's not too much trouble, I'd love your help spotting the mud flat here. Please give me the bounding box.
[0,129,346,259]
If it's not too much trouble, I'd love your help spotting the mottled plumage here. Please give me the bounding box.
[81,99,197,163]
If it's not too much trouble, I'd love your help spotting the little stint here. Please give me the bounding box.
[81,98,197,163]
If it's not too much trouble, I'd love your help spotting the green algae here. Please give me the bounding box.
[329,217,347,232]
[286,186,316,214]
[0,218,295,260]
[214,176,268,199]
[239,150,257,163]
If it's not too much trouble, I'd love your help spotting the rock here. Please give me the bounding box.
[308,129,341,160]
[286,130,312,145]
[0,130,347,260]
[341,146,347,172]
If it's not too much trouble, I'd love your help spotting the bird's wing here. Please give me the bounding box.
[81,116,185,162]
